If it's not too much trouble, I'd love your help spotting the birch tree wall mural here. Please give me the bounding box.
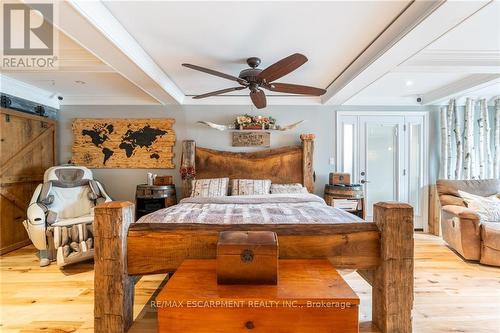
[446,102,453,179]
[462,98,474,179]
[482,99,492,178]
[441,97,498,180]
[452,99,462,180]
[471,100,477,179]
[477,99,486,179]
[440,106,449,179]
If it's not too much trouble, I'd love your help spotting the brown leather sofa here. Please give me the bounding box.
[436,179,500,266]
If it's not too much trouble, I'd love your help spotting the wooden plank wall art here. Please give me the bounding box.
[232,131,270,147]
[72,118,175,168]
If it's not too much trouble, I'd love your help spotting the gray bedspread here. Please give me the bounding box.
[136,193,363,225]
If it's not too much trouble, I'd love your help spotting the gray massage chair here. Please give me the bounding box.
[23,166,111,267]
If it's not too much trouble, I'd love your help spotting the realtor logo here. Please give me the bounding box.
[2,2,58,69]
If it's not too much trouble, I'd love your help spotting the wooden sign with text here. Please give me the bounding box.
[232,131,270,147]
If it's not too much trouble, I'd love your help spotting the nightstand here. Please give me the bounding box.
[324,184,365,219]
[135,184,177,219]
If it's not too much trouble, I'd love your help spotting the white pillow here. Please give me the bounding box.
[270,183,308,194]
[458,190,500,222]
[191,178,229,197]
[231,179,271,196]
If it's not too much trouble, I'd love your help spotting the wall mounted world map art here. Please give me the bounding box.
[72,118,175,168]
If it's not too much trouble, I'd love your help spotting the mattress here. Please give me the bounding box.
[135,193,363,225]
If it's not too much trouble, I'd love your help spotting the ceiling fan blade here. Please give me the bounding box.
[250,89,267,109]
[257,53,308,83]
[264,83,326,96]
[192,86,247,99]
[182,63,247,84]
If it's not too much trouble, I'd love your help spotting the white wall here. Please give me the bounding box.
[58,104,435,201]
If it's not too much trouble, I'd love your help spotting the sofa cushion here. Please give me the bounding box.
[441,205,480,220]
[481,222,500,251]
[437,179,500,207]
[459,190,500,222]
[440,194,466,207]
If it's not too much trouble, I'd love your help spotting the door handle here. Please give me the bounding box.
[360,179,370,184]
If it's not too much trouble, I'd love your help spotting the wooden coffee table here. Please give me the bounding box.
[156,259,359,332]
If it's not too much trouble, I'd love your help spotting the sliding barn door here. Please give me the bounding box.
[0,108,57,254]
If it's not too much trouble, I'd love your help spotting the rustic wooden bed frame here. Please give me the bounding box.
[93,134,414,333]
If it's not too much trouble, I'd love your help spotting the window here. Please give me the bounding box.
[343,123,354,175]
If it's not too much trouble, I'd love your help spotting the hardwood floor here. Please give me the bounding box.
[0,234,499,333]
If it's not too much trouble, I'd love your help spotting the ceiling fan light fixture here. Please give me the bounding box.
[246,57,261,68]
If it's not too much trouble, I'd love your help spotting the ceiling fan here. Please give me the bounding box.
[182,53,326,109]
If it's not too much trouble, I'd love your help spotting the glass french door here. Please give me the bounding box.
[359,116,405,220]
[337,113,427,229]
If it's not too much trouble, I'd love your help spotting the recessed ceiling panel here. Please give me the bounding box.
[428,1,500,51]
[103,1,410,96]
[3,28,158,105]
[4,72,158,104]
[347,2,500,105]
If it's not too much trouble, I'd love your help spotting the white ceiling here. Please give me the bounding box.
[103,1,410,96]
[426,1,499,52]
[347,1,500,106]
[1,0,498,107]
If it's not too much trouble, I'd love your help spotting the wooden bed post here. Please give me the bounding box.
[181,140,196,198]
[372,202,414,333]
[300,134,315,193]
[94,201,135,333]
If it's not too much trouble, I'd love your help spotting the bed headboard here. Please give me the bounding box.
[180,134,315,197]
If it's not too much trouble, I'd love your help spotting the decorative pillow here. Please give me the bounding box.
[191,178,229,197]
[458,190,500,222]
[231,179,271,196]
[270,183,308,194]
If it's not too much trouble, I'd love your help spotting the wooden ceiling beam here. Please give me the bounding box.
[44,0,185,105]
[0,75,60,109]
[420,74,500,105]
[394,50,500,74]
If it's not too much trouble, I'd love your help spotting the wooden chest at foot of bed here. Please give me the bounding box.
[156,259,359,333]
[217,231,278,285]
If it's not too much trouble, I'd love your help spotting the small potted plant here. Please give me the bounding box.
[235,114,276,130]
